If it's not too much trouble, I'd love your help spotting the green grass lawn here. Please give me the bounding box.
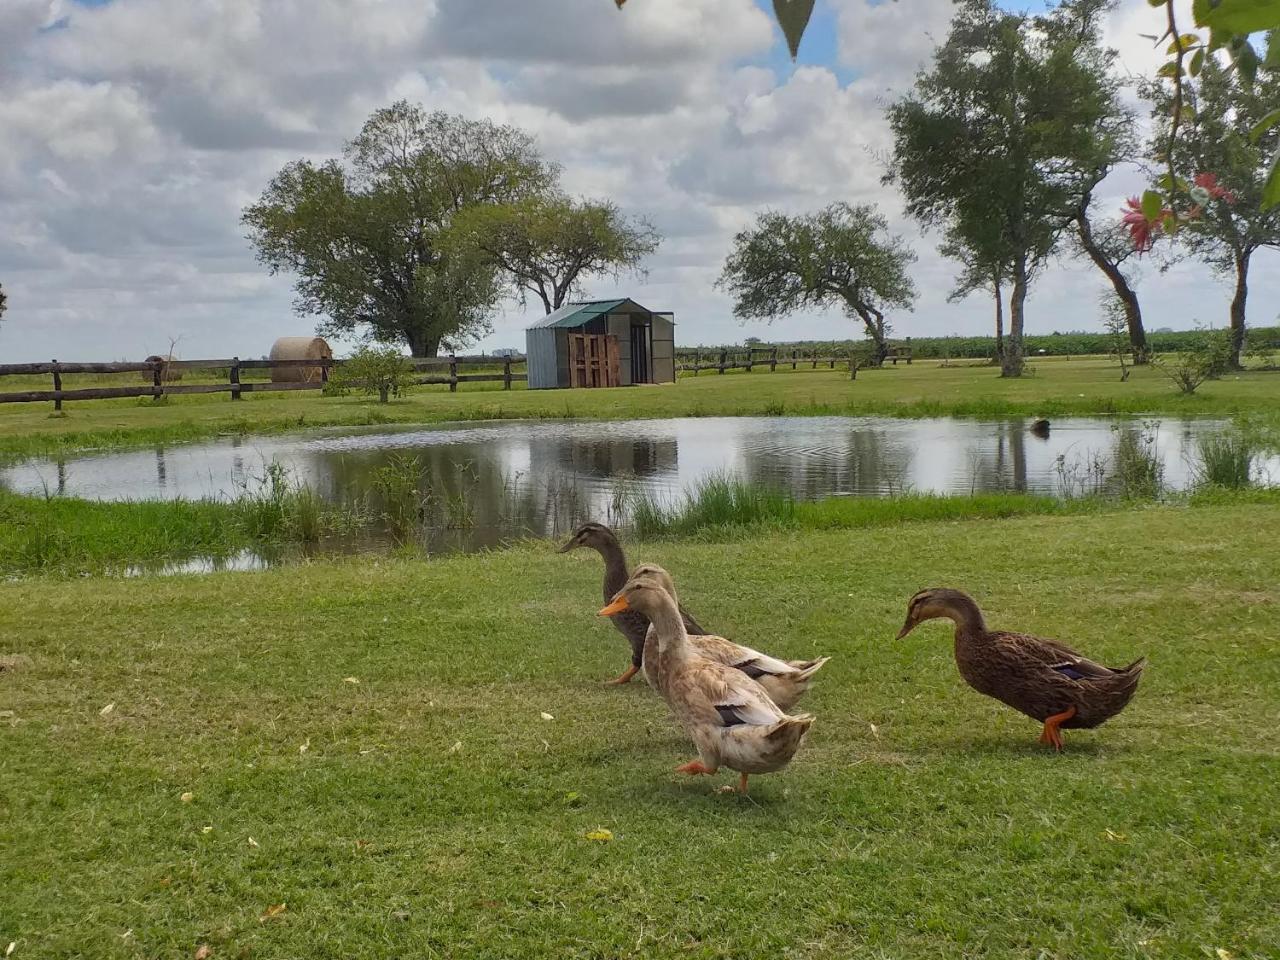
[3,357,1279,459]
[4,504,1278,958]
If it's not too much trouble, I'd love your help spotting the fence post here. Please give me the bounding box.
[51,360,62,412]
[849,355,858,380]
[791,349,797,370]
[746,350,753,373]
[152,358,163,398]
[693,351,700,377]
[503,356,512,390]
[230,357,242,401]
[829,354,835,369]
[812,351,818,369]
[321,359,330,384]
[770,347,778,372]
[906,336,913,364]
[449,354,458,393]
[718,349,727,374]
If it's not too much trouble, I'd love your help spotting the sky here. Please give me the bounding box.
[0,0,1276,362]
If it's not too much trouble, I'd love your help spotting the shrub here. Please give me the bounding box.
[1152,327,1233,394]
[329,345,413,402]
[1194,433,1255,489]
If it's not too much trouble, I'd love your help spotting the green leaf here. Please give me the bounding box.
[1262,147,1280,209]
[773,0,816,61]
[1141,190,1165,221]
[1158,61,1184,77]
[1190,48,1207,75]
[1252,107,1280,142]
[1198,0,1280,36]
[1236,42,1260,83]
[1266,28,1280,66]
[1148,0,1166,6]
[1167,33,1203,53]
[1192,0,1214,25]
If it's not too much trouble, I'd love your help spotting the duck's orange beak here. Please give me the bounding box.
[599,596,630,616]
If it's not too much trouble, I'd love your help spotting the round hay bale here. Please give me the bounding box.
[269,336,332,383]
[143,354,183,382]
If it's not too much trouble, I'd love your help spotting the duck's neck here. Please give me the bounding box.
[942,596,988,638]
[646,595,693,662]
[595,541,629,599]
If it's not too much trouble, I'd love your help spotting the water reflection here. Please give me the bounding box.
[2,417,1275,555]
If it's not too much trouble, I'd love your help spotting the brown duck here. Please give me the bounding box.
[558,523,706,684]
[896,588,1146,750]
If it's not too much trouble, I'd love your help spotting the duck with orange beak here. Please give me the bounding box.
[600,567,814,795]
[896,588,1146,751]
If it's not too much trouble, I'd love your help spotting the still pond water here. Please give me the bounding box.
[4,417,1273,561]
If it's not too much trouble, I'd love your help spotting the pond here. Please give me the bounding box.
[3,416,1273,555]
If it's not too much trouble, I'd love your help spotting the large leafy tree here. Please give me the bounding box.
[1145,46,1280,367]
[242,103,557,357]
[888,0,1127,377]
[450,194,661,314]
[717,203,916,364]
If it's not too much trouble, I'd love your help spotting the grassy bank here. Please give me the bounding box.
[3,357,1280,460]
[7,482,1280,576]
[3,505,1279,958]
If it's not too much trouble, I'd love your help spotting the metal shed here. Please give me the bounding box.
[525,299,676,390]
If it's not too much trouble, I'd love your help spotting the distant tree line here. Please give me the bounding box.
[676,326,1280,363]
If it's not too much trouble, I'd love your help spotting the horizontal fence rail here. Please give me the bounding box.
[676,343,911,376]
[0,354,528,409]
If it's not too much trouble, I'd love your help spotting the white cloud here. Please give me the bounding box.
[0,0,1276,365]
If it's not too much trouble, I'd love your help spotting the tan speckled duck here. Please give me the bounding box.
[897,588,1146,751]
[600,566,814,795]
[631,563,829,712]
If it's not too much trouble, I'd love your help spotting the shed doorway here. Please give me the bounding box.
[630,323,650,385]
[569,333,620,388]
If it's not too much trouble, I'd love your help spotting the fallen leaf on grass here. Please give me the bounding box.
[5,943,14,957]
[180,792,194,803]
[355,839,370,851]
[247,837,259,848]
[1104,829,1128,843]
[99,703,115,717]
[1216,950,1234,960]
[869,723,880,740]
[584,828,613,842]
[540,712,555,721]
[259,903,286,922]
[194,945,213,960]
[201,825,213,834]
[448,741,462,754]
[563,791,581,806]
[343,677,359,684]
[0,710,14,719]
[299,739,310,754]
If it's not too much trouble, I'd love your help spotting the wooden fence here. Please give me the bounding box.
[0,354,527,410]
[678,347,851,375]
[677,343,912,375]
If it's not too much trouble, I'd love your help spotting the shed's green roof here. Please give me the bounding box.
[527,299,634,329]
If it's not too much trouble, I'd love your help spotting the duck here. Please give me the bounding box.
[630,563,830,712]
[559,522,707,685]
[896,588,1145,751]
[599,566,813,795]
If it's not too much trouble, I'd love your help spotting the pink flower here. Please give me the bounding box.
[1121,197,1167,254]
[1194,172,1235,204]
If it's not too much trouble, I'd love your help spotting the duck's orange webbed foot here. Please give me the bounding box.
[604,665,639,686]
[675,760,714,776]
[1039,706,1077,752]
